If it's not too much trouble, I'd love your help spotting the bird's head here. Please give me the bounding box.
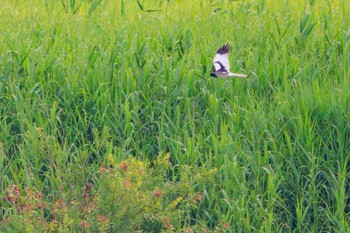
[210,67,217,77]
[210,72,217,77]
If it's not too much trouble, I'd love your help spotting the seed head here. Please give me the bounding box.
[119,161,128,172]
[154,190,163,198]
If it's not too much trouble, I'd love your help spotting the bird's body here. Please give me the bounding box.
[210,44,247,78]
[210,70,247,78]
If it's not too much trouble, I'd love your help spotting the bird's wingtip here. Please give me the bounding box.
[217,44,231,55]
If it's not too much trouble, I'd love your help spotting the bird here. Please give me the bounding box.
[210,44,247,78]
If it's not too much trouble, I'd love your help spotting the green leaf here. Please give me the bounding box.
[145,9,162,13]
[136,0,144,11]
[88,0,102,15]
[301,23,315,40]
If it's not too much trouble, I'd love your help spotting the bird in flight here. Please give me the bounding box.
[210,44,247,78]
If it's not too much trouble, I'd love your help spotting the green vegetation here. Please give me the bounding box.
[1,0,349,231]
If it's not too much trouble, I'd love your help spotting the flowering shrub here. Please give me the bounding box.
[1,153,217,232]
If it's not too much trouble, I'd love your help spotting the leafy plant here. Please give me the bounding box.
[1,154,216,232]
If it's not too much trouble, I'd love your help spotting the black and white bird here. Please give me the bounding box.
[210,44,247,78]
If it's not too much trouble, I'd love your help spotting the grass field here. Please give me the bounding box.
[1,0,350,232]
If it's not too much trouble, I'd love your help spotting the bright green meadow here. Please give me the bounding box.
[1,0,350,232]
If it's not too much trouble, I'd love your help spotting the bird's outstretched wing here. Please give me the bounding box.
[213,44,231,72]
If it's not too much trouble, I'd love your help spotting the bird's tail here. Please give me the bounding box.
[229,72,247,78]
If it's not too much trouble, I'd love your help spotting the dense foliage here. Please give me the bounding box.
[1,0,349,231]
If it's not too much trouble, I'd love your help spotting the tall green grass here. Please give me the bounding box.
[1,0,349,231]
